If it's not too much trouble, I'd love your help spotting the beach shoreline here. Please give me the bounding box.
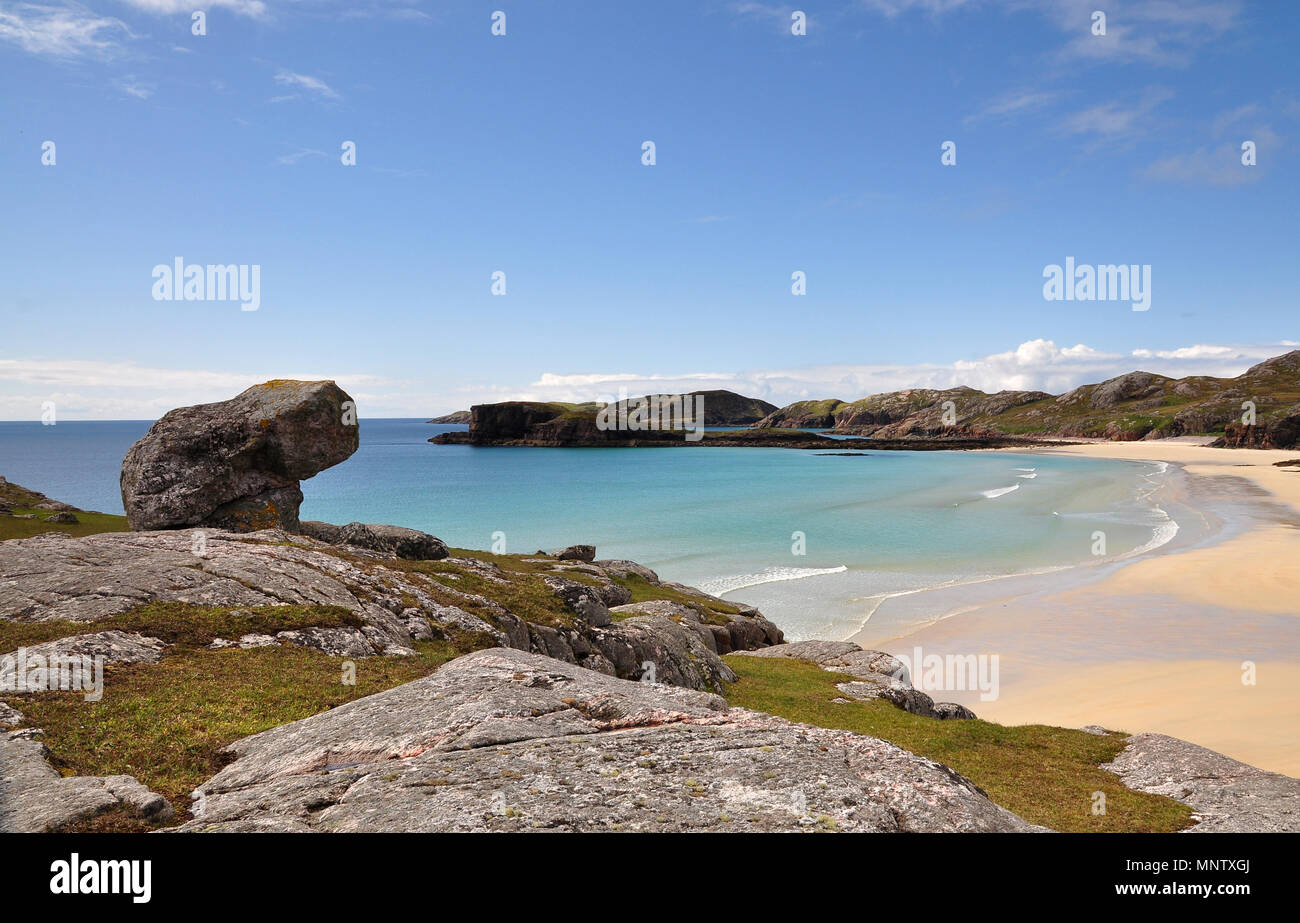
[856,440,1300,775]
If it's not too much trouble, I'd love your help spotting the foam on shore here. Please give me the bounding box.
[699,565,848,596]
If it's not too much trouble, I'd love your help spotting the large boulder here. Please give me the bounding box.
[170,648,1040,832]
[120,380,359,532]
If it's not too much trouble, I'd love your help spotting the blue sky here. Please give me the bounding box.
[1,0,1297,419]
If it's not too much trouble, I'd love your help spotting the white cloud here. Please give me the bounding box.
[965,89,1063,125]
[1143,126,1278,186]
[274,70,340,100]
[1058,86,1173,142]
[728,2,805,32]
[861,0,977,16]
[118,0,266,18]
[1211,103,1260,136]
[861,0,1241,67]
[117,75,154,98]
[0,3,131,58]
[0,359,395,420]
[276,148,328,165]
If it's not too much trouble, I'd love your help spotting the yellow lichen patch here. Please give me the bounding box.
[226,500,281,531]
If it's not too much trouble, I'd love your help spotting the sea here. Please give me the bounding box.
[0,418,1184,642]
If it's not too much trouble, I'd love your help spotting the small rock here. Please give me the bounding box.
[544,576,611,627]
[276,627,375,657]
[595,559,660,584]
[555,544,596,562]
[931,702,978,721]
[44,512,79,524]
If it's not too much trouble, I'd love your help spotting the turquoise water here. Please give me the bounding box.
[0,419,1175,640]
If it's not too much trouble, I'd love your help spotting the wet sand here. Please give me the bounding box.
[851,441,1300,775]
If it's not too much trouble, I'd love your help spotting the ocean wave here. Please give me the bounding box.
[1116,516,1180,559]
[699,565,848,596]
[1016,472,1037,479]
[980,484,1020,499]
[1013,467,1036,472]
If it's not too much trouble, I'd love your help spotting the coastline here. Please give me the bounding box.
[857,440,1300,775]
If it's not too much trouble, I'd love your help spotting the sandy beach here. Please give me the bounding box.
[851,440,1300,775]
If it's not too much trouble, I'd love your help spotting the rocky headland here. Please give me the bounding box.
[429,353,1300,450]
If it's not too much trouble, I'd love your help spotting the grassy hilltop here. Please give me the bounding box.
[756,350,1300,444]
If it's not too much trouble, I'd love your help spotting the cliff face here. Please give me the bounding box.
[757,351,1300,446]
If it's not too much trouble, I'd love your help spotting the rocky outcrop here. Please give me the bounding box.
[333,522,449,560]
[169,648,1038,832]
[0,528,780,690]
[736,639,977,720]
[120,380,359,532]
[0,730,174,832]
[1213,404,1300,449]
[1103,733,1300,832]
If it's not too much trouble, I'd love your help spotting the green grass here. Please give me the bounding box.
[0,507,129,541]
[0,477,129,540]
[7,602,489,827]
[722,654,1195,833]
